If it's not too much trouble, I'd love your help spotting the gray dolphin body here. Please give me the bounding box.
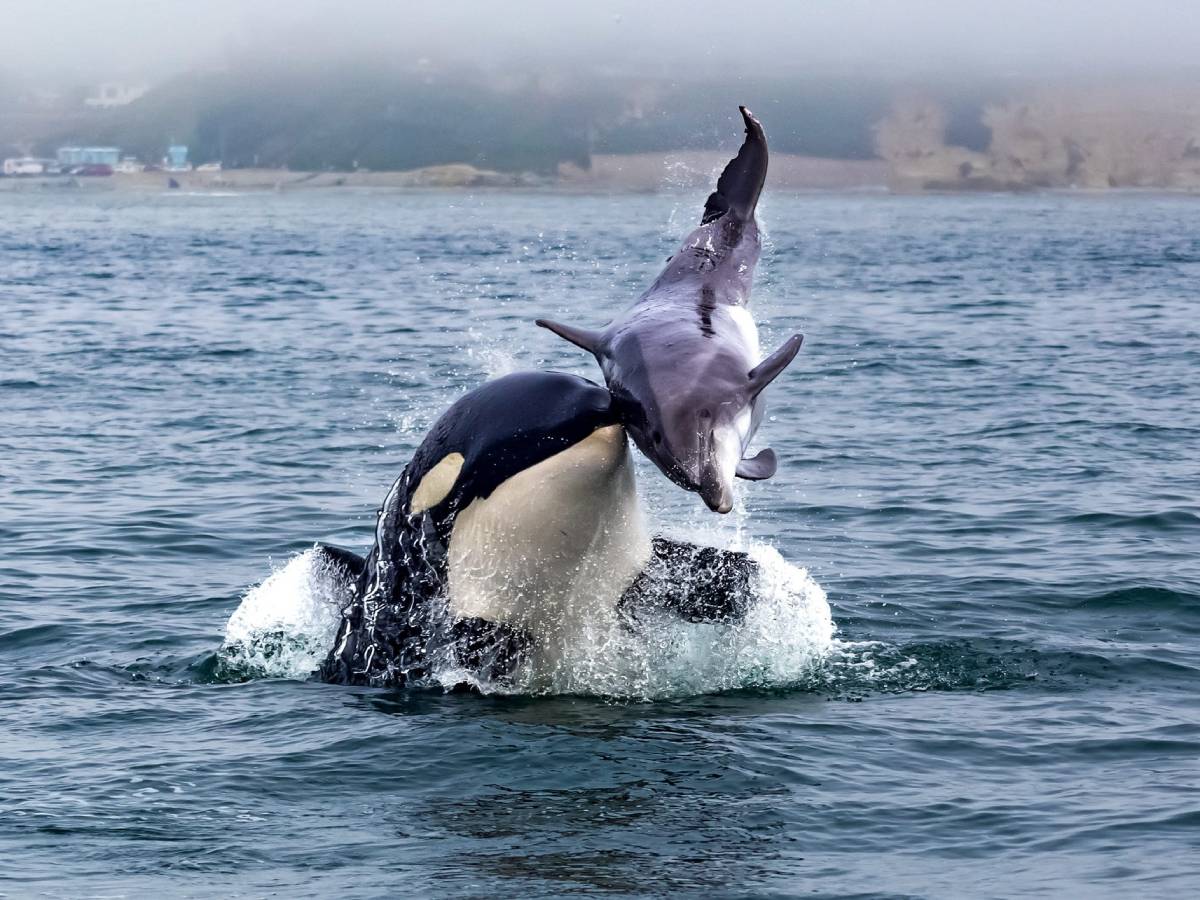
[537,107,804,512]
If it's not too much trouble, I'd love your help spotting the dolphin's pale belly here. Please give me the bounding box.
[724,304,761,362]
[446,425,650,645]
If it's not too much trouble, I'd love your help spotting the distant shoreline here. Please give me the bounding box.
[2,153,1198,195]
[0,153,887,194]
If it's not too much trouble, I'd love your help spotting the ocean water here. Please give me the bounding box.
[2,187,1198,898]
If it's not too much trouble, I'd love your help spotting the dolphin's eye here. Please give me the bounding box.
[652,430,663,445]
[699,408,711,419]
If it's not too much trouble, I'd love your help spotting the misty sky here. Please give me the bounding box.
[3,0,1198,84]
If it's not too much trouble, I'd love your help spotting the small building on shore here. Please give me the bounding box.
[84,82,149,109]
[57,147,121,167]
[164,145,190,171]
[3,157,49,176]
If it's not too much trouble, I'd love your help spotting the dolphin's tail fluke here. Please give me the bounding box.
[701,106,768,226]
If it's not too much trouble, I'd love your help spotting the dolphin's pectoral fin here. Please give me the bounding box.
[702,105,769,225]
[736,447,777,481]
[748,333,805,396]
[535,318,603,356]
[313,543,368,584]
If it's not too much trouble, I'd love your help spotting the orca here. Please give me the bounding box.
[537,107,804,513]
[315,371,758,688]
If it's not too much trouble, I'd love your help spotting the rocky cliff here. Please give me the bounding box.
[876,84,1200,191]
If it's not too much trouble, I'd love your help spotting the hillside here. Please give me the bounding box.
[876,81,1200,191]
[5,64,1200,191]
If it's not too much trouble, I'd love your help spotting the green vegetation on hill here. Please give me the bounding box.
[18,62,1198,192]
[38,63,608,173]
[29,64,903,172]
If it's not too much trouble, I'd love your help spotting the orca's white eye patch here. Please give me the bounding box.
[410,452,465,515]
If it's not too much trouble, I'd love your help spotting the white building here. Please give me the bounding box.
[57,147,121,167]
[3,158,46,176]
[84,82,149,109]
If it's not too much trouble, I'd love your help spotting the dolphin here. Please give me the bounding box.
[536,106,804,513]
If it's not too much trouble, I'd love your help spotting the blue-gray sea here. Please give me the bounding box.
[2,188,1198,898]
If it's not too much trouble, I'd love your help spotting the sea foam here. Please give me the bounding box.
[218,547,350,680]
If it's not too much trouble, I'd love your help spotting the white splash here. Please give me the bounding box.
[463,327,522,379]
[219,541,834,699]
[484,542,834,700]
[218,547,350,679]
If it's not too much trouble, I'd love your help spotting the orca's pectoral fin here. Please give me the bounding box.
[736,447,777,481]
[702,105,769,225]
[535,318,604,357]
[619,537,758,627]
[313,543,367,584]
[449,617,530,682]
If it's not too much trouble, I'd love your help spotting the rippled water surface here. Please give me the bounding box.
[2,188,1198,897]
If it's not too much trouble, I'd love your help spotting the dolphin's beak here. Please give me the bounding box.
[698,443,735,515]
[652,448,732,513]
[699,478,734,514]
[640,413,738,513]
